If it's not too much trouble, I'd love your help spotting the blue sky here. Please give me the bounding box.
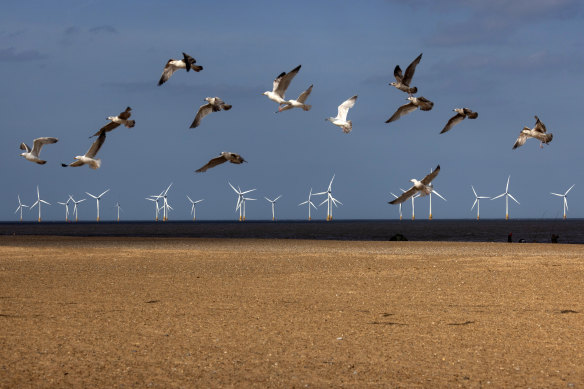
[2,0,584,221]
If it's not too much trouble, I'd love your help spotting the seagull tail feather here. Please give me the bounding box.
[91,159,102,170]
[302,104,312,111]
[191,65,203,72]
[125,120,136,128]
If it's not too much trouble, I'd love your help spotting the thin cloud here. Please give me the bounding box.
[0,47,47,62]
[89,25,118,34]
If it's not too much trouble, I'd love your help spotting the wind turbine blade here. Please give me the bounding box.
[471,198,478,210]
[78,199,86,203]
[298,201,308,206]
[264,197,271,202]
[241,188,256,195]
[471,185,477,197]
[318,198,328,207]
[163,183,173,195]
[274,195,282,202]
[390,193,398,199]
[228,182,239,194]
[99,189,110,197]
[86,192,98,199]
[433,190,447,201]
[310,201,317,210]
[312,191,327,196]
[491,193,505,200]
[508,194,520,205]
[478,196,490,199]
[328,174,335,190]
[186,195,193,203]
[30,200,39,209]
[194,199,204,204]
[506,176,510,193]
[564,197,569,211]
[550,193,563,197]
[565,184,575,195]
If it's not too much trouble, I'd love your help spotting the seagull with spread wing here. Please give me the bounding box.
[389,165,441,205]
[19,137,58,165]
[195,152,246,173]
[325,95,358,133]
[440,108,478,134]
[390,53,422,95]
[512,115,553,149]
[278,84,313,112]
[263,65,301,105]
[158,52,203,86]
[385,96,434,123]
[90,107,135,137]
[61,132,106,169]
[190,97,232,128]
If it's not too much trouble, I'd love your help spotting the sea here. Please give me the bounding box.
[1,219,583,244]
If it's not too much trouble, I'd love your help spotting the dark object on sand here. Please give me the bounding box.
[508,233,512,243]
[551,234,559,243]
[518,238,526,243]
[390,233,408,241]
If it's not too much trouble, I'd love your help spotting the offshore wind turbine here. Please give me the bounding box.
[551,184,575,220]
[146,197,161,221]
[186,196,204,221]
[471,186,490,220]
[30,186,50,222]
[389,193,402,220]
[298,188,317,221]
[491,176,519,220]
[114,202,122,222]
[241,196,256,221]
[314,175,342,221]
[401,188,420,221]
[69,196,86,222]
[428,187,446,220]
[57,197,71,222]
[85,189,110,222]
[264,195,282,221]
[157,183,173,222]
[229,182,256,221]
[15,195,28,222]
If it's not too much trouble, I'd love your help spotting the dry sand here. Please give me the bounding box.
[1,236,584,387]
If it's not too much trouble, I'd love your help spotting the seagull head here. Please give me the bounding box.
[19,152,26,157]
[389,81,397,87]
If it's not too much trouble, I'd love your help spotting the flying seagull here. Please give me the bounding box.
[158,52,203,86]
[278,84,313,113]
[263,65,301,105]
[19,137,58,165]
[440,108,478,134]
[325,95,358,133]
[61,132,106,169]
[389,165,441,204]
[390,53,422,95]
[90,107,135,137]
[190,97,232,128]
[195,152,246,173]
[385,96,434,123]
[512,115,553,149]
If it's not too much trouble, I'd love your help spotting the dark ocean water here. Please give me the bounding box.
[1,219,583,244]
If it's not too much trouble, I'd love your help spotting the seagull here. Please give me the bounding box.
[278,84,313,113]
[325,95,358,133]
[390,53,422,95]
[440,108,478,134]
[61,132,106,169]
[512,115,553,149]
[190,97,232,128]
[157,52,203,86]
[263,65,301,105]
[195,151,246,173]
[385,96,434,123]
[90,107,135,137]
[389,165,441,204]
[19,137,58,165]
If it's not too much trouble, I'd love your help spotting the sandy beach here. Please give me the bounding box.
[1,236,584,387]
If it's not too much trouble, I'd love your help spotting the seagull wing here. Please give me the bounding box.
[337,95,357,120]
[20,143,31,153]
[85,132,106,158]
[92,121,120,137]
[273,65,301,98]
[297,84,313,103]
[158,60,178,86]
[533,115,547,133]
[421,165,441,185]
[393,65,404,83]
[512,131,528,149]
[402,53,422,85]
[385,102,417,123]
[31,137,58,157]
[389,186,417,204]
[62,160,85,167]
[416,96,434,111]
[440,113,465,134]
[195,155,227,173]
[463,108,478,119]
[118,107,132,120]
[190,103,213,128]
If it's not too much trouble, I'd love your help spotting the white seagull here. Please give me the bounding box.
[390,53,422,95]
[195,152,246,173]
[512,115,553,149]
[278,84,313,113]
[389,165,441,204]
[61,132,106,169]
[263,65,301,105]
[440,108,478,134]
[386,96,434,123]
[91,107,135,137]
[325,95,358,133]
[158,52,203,86]
[19,137,58,165]
[190,97,232,128]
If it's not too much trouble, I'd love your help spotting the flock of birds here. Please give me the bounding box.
[16,51,558,221]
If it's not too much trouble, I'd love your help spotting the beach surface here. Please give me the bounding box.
[1,236,584,387]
